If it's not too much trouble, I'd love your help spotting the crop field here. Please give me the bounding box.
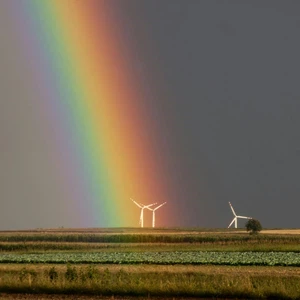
[0,228,300,299]
[1,251,300,266]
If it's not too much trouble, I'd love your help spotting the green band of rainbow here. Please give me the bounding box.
[12,0,172,227]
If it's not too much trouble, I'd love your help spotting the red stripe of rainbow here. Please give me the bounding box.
[12,0,172,227]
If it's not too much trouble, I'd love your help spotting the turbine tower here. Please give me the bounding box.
[146,202,167,228]
[228,202,252,228]
[131,198,156,228]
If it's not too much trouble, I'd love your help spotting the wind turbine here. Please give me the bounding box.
[228,202,252,228]
[131,198,156,228]
[145,202,167,228]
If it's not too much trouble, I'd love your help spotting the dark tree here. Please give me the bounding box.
[245,219,262,235]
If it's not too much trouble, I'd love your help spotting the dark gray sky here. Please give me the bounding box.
[113,0,300,228]
[1,1,300,229]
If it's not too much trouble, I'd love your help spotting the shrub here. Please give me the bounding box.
[65,264,78,281]
[48,267,58,282]
[245,219,262,235]
[19,267,37,283]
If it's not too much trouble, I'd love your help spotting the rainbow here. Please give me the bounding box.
[10,1,173,227]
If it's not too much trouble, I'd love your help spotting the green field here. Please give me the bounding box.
[0,228,299,299]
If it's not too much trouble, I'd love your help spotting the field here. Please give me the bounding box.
[0,228,299,299]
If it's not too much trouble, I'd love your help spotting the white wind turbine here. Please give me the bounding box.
[145,202,167,228]
[131,198,156,228]
[228,202,252,228]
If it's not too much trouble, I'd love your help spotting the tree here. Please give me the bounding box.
[245,218,262,235]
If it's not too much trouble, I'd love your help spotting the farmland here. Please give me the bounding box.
[0,228,299,299]
[1,251,300,266]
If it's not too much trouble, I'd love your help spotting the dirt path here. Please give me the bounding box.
[261,229,300,234]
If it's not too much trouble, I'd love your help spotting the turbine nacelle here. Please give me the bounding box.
[145,202,167,228]
[131,198,157,228]
[227,202,252,229]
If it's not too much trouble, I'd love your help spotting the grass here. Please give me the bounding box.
[0,241,300,253]
[0,264,299,299]
[0,232,300,244]
[0,228,299,299]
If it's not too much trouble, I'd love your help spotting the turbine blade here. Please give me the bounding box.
[229,202,237,217]
[144,203,157,208]
[237,216,251,219]
[228,217,236,228]
[153,202,167,211]
[131,199,142,208]
[145,207,154,211]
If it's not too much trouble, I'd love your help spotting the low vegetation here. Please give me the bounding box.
[0,251,299,266]
[0,264,300,299]
[1,231,300,244]
[0,228,299,299]
[246,219,263,235]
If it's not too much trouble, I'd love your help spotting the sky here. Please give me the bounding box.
[1,1,300,229]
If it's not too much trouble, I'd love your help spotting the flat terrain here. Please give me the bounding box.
[1,263,300,275]
[261,229,300,234]
[0,229,229,235]
[0,228,299,299]
[0,295,221,300]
